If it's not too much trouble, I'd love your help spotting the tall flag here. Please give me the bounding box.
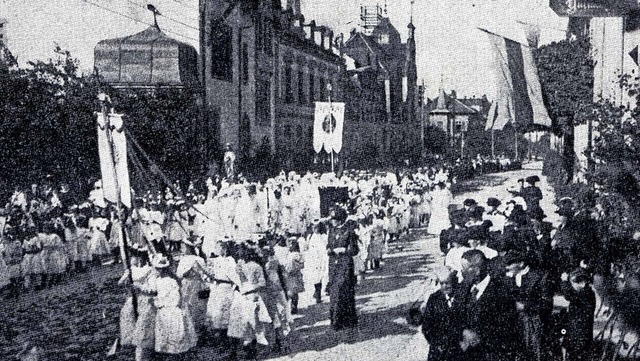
[482,27,551,131]
[313,102,346,153]
[96,112,132,208]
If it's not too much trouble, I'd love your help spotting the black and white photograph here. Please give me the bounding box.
[0,0,639,360]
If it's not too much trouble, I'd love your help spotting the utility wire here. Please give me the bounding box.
[122,0,199,25]
[81,0,198,42]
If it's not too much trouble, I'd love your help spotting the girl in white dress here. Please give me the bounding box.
[153,255,198,355]
[176,239,209,335]
[22,227,44,290]
[118,248,157,361]
[427,182,453,236]
[227,245,272,359]
[205,241,240,344]
[88,209,110,265]
[39,221,68,287]
[305,222,328,304]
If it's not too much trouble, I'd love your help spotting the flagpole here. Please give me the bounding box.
[328,83,334,174]
[98,92,138,320]
[515,130,519,160]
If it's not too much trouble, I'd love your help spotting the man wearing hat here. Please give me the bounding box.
[439,210,468,256]
[483,197,506,233]
[510,176,543,216]
[552,197,598,272]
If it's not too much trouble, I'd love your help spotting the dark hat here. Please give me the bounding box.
[526,175,541,184]
[470,206,485,220]
[450,232,470,247]
[487,197,501,208]
[463,198,477,207]
[450,209,467,226]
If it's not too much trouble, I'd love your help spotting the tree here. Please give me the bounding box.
[0,47,207,199]
[536,37,594,182]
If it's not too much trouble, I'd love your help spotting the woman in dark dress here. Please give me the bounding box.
[326,207,360,331]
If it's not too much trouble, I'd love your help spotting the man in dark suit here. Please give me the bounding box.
[421,267,465,361]
[459,249,523,361]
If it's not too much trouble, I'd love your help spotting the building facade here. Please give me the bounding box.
[0,19,7,48]
[202,0,422,169]
[202,0,344,168]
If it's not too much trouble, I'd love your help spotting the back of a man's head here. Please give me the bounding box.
[462,249,488,276]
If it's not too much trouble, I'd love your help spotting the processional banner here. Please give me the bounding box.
[313,101,346,153]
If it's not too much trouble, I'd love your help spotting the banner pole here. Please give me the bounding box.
[98,93,138,320]
[328,84,334,174]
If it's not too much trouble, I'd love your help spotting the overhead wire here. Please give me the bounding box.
[122,0,199,25]
[81,0,198,42]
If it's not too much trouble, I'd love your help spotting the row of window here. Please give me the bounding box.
[283,62,332,105]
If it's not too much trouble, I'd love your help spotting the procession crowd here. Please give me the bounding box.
[0,156,525,360]
[421,175,597,361]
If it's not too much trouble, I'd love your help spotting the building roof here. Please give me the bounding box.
[426,91,478,115]
[94,25,199,88]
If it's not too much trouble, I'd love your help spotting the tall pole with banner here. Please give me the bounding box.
[96,92,137,319]
[328,83,334,173]
[313,85,345,175]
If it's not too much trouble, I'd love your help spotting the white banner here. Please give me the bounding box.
[110,114,131,208]
[96,112,119,205]
[314,102,345,153]
[96,112,131,208]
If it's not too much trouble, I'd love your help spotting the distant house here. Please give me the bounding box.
[426,90,493,157]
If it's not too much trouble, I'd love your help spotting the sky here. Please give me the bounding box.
[0,0,568,99]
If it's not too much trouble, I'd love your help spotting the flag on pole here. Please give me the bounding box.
[96,112,131,208]
[481,27,551,131]
[96,112,119,204]
[313,102,346,153]
[110,114,132,208]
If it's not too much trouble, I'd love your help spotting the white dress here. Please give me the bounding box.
[304,233,328,286]
[427,188,452,235]
[206,256,240,329]
[154,276,198,354]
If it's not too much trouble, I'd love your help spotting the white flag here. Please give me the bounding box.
[314,102,345,153]
[96,113,119,204]
[110,114,131,208]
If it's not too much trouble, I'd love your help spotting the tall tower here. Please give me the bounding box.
[403,19,417,122]
[286,0,301,15]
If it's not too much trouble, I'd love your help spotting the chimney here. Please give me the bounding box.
[328,30,334,51]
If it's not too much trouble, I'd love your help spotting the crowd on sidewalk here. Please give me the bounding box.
[0,155,523,360]
[420,175,598,361]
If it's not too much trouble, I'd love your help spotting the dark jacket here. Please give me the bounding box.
[461,276,523,360]
[422,289,465,361]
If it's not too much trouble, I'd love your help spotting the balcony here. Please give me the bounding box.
[550,0,640,17]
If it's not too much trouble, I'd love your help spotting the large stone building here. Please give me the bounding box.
[202,0,422,168]
[202,0,345,167]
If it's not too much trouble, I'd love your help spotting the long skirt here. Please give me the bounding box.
[131,296,156,349]
[22,253,44,275]
[181,277,208,331]
[42,249,68,275]
[206,282,235,329]
[328,254,358,330]
[122,296,156,348]
[227,291,272,345]
[155,306,198,354]
[89,231,110,256]
[76,238,92,262]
